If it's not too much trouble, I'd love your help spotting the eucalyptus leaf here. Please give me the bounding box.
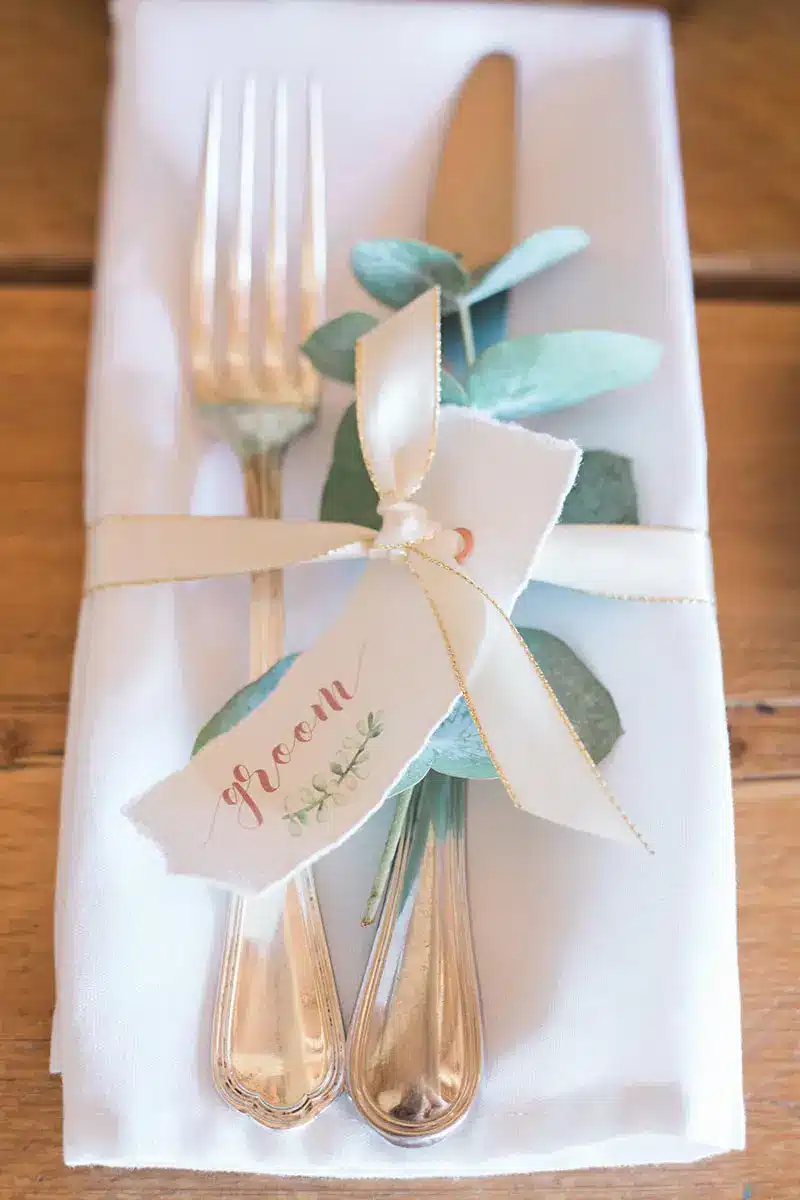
[388,744,436,796]
[300,311,378,384]
[440,369,469,406]
[320,402,380,529]
[426,699,499,780]
[192,653,299,757]
[193,653,431,804]
[426,627,622,777]
[362,787,415,926]
[466,331,662,419]
[320,369,467,527]
[560,450,639,525]
[398,772,460,911]
[441,289,510,378]
[351,239,470,310]
[465,227,589,306]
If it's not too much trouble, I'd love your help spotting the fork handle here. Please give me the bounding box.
[211,451,345,1127]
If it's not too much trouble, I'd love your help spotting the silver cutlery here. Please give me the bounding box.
[347,773,482,1145]
[190,77,345,1129]
[346,53,518,1144]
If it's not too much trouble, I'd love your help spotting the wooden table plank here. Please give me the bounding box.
[0,0,108,266]
[1,0,799,269]
[728,703,800,779]
[675,0,800,263]
[701,303,800,699]
[0,292,84,716]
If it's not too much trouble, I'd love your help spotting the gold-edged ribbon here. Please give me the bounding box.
[88,290,713,858]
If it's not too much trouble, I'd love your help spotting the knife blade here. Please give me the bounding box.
[426,51,518,272]
[428,53,518,374]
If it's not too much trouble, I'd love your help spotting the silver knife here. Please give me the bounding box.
[346,54,518,1146]
[426,51,517,272]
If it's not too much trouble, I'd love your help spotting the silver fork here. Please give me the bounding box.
[190,78,345,1129]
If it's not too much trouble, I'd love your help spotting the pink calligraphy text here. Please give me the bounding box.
[205,647,366,842]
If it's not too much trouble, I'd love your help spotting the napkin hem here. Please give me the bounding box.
[63,1132,746,1178]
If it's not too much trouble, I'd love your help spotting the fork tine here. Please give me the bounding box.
[226,76,256,391]
[263,79,289,378]
[298,79,326,401]
[191,80,223,400]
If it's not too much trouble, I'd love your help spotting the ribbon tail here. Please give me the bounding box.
[411,549,648,851]
[534,524,713,603]
[86,515,374,591]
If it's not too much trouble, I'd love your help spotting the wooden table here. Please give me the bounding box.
[1,2,798,1197]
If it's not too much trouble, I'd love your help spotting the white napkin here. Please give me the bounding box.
[52,0,744,1176]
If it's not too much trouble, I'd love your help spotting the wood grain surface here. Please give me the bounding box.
[2,0,800,1195]
[0,0,109,266]
[702,303,800,700]
[1,0,799,271]
[674,0,800,263]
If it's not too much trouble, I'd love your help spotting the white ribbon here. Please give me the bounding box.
[107,289,712,895]
[87,516,711,603]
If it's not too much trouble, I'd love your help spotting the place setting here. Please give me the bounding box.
[52,0,744,1180]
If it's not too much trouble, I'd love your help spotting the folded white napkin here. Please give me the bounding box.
[52,0,744,1176]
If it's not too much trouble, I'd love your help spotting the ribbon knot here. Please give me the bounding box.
[372,498,442,556]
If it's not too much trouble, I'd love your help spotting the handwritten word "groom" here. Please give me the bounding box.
[211,648,367,836]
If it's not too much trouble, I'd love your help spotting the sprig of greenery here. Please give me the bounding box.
[191,226,661,921]
[283,712,384,833]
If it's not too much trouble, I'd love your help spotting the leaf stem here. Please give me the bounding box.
[457,298,477,368]
[283,724,377,826]
[361,785,416,926]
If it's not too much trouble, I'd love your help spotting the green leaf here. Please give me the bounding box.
[466,332,662,420]
[426,700,500,781]
[516,629,622,764]
[560,450,639,525]
[319,370,466,527]
[388,744,435,795]
[193,650,419,800]
[427,627,622,777]
[465,227,589,306]
[319,402,380,529]
[397,773,462,911]
[300,311,378,384]
[192,653,298,756]
[441,290,510,379]
[441,369,469,406]
[362,786,415,926]
[351,239,470,310]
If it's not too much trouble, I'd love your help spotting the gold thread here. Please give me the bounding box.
[407,545,653,854]
[354,288,441,503]
[403,552,521,806]
[543,588,710,605]
[558,523,711,539]
[85,514,367,531]
[84,571,237,595]
[86,514,265,529]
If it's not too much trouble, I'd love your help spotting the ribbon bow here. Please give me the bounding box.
[92,290,711,895]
